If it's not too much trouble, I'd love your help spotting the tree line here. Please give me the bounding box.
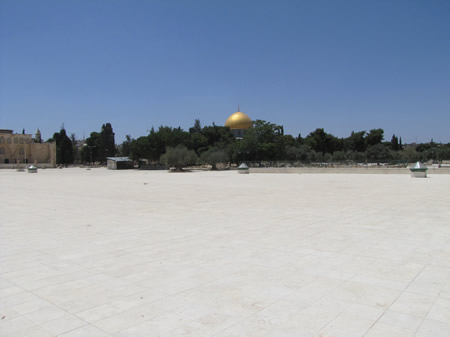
[48,123,116,165]
[48,119,450,167]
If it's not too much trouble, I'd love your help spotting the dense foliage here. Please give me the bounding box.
[119,119,450,166]
[81,123,116,163]
[50,120,450,167]
[121,121,235,166]
[52,128,74,165]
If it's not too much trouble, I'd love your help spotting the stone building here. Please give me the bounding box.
[0,129,56,168]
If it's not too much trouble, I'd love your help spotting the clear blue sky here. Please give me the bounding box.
[1,0,449,143]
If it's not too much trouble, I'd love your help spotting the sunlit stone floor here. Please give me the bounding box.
[1,168,450,337]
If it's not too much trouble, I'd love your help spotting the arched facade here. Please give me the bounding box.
[0,129,56,167]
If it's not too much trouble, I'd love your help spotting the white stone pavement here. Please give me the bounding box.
[1,168,450,337]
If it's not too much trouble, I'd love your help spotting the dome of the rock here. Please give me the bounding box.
[225,111,252,130]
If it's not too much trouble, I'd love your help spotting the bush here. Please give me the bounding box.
[345,151,366,162]
[332,151,345,161]
[285,145,313,162]
[399,147,421,162]
[366,144,392,161]
[323,153,332,162]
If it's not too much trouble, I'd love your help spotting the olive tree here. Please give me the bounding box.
[160,145,197,171]
[198,147,229,170]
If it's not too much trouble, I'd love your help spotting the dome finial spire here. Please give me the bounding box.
[238,104,240,112]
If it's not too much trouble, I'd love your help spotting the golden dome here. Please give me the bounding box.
[225,111,252,129]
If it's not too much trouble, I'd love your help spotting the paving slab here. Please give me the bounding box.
[1,168,449,336]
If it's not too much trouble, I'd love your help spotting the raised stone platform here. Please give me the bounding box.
[1,168,449,336]
[250,166,450,174]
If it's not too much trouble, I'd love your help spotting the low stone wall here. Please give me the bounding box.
[249,167,450,174]
[0,163,56,169]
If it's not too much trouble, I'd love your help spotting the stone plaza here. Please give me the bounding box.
[1,168,450,337]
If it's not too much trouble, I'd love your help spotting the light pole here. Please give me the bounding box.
[83,144,96,168]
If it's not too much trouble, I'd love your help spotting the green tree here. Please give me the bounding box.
[53,128,74,165]
[150,126,191,160]
[285,145,313,161]
[235,120,289,161]
[81,132,101,163]
[191,133,209,153]
[160,145,198,171]
[198,147,229,170]
[435,146,450,160]
[366,129,384,147]
[391,134,399,151]
[81,123,116,163]
[145,127,164,161]
[189,119,202,134]
[120,135,133,157]
[100,123,116,160]
[346,151,366,162]
[366,143,391,161]
[201,124,235,149]
[127,126,194,162]
[400,147,421,162]
[332,151,346,161]
[416,143,431,152]
[344,131,366,152]
[305,128,340,155]
[129,136,151,161]
[70,133,80,163]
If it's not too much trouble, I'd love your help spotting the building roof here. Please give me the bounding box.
[106,157,132,162]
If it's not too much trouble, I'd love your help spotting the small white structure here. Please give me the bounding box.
[27,164,38,173]
[238,163,249,174]
[410,161,428,178]
[107,157,134,170]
